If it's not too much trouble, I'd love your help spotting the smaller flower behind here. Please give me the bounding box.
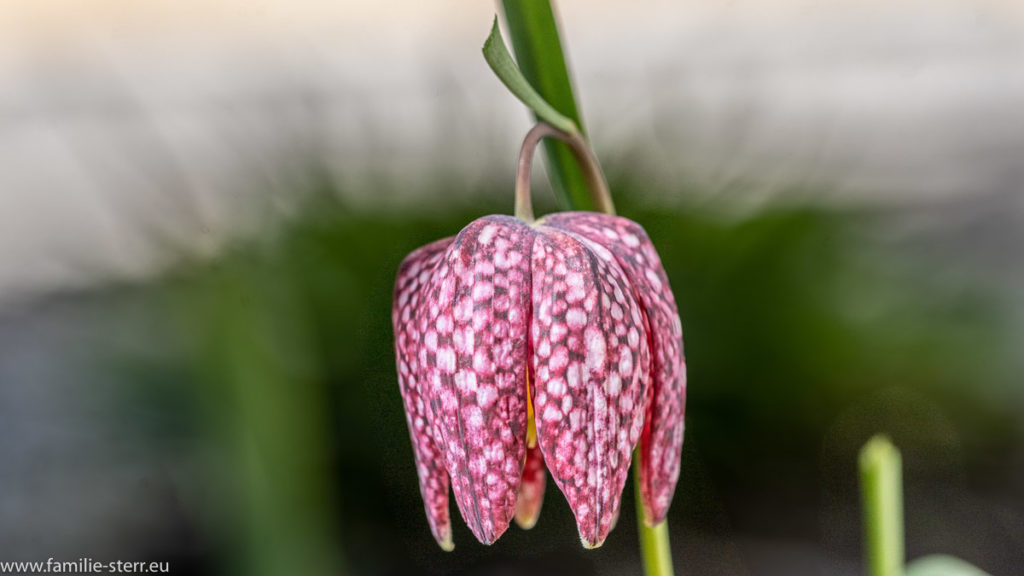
[393,212,686,550]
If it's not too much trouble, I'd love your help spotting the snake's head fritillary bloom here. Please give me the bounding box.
[392,211,686,550]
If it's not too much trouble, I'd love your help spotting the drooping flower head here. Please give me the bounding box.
[393,209,686,550]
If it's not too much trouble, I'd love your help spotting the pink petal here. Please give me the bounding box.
[544,212,686,525]
[514,443,547,530]
[393,237,456,550]
[530,226,650,548]
[420,216,534,544]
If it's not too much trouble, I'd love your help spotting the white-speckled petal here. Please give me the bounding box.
[545,212,686,526]
[420,215,534,545]
[529,225,650,548]
[393,236,456,550]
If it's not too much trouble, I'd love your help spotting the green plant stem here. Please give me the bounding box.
[860,435,905,576]
[500,0,594,211]
[634,449,675,576]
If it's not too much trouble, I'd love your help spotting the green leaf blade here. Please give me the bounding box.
[482,18,578,135]
[498,1,594,211]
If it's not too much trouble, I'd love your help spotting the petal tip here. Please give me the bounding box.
[437,537,455,552]
[580,534,606,550]
[467,520,509,546]
[642,511,666,528]
[514,509,540,530]
[514,444,547,531]
[476,533,500,546]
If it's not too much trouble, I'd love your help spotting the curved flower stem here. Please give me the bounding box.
[514,125,543,222]
[634,448,675,576]
[515,123,615,222]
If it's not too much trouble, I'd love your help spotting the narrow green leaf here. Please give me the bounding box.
[905,555,993,576]
[483,18,578,135]
[499,0,595,211]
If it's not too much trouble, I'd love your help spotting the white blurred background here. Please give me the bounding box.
[2,0,1023,307]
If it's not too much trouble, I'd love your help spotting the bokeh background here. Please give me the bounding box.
[1,1,1022,575]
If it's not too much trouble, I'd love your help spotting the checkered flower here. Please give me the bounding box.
[392,211,686,550]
